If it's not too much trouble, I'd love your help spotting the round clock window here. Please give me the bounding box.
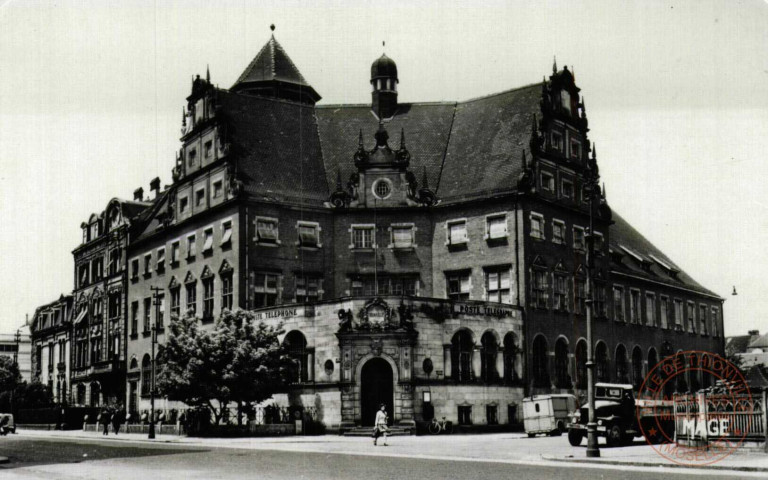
[373,179,392,199]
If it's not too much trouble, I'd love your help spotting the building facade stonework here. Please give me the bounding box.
[30,31,724,432]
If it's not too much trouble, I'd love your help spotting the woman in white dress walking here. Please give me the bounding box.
[373,404,389,446]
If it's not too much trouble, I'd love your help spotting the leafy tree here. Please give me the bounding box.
[0,356,21,394]
[156,309,293,425]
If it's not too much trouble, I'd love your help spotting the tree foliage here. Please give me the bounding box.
[0,356,21,394]
[156,309,293,423]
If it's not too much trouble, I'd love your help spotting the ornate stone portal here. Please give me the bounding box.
[336,298,418,430]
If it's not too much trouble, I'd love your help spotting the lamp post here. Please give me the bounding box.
[149,286,162,439]
[584,147,601,458]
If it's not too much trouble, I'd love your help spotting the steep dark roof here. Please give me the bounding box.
[725,335,752,357]
[219,91,328,204]
[749,332,768,349]
[609,211,721,298]
[233,36,310,89]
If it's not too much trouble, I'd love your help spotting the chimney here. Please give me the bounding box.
[133,187,144,202]
[749,330,760,341]
[149,177,161,199]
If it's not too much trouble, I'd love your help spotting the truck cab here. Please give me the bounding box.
[566,383,637,447]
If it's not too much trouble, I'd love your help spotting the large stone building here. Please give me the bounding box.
[29,30,724,431]
[30,295,73,401]
[121,32,724,431]
[0,329,32,384]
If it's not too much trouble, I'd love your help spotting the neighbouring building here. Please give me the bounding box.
[0,328,32,384]
[30,295,73,400]
[121,30,724,432]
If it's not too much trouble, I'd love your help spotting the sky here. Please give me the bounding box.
[0,0,766,337]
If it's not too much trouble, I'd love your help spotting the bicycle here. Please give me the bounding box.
[427,416,453,434]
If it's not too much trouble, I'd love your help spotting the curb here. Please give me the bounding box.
[0,456,8,464]
[541,454,768,473]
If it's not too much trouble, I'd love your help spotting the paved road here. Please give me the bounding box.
[0,436,758,480]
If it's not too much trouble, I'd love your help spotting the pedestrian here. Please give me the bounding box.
[373,403,389,446]
[112,409,122,435]
[101,409,110,436]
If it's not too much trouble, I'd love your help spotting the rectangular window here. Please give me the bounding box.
[541,171,555,192]
[552,220,565,244]
[80,264,90,286]
[221,272,233,311]
[554,275,568,311]
[570,138,582,160]
[187,234,196,258]
[595,284,607,317]
[630,289,640,324]
[486,268,511,304]
[202,228,214,253]
[296,275,322,303]
[156,247,165,273]
[143,297,151,333]
[195,189,205,207]
[711,307,720,337]
[204,140,213,158]
[170,287,180,318]
[613,286,625,322]
[687,302,696,333]
[144,253,152,276]
[188,148,197,166]
[352,225,374,249]
[645,293,656,326]
[131,301,138,335]
[221,220,233,246]
[486,215,507,240]
[298,222,320,248]
[392,225,414,248]
[256,218,279,244]
[699,305,708,335]
[212,180,223,198]
[551,131,563,152]
[573,226,585,250]
[171,241,180,263]
[575,277,586,314]
[179,196,189,214]
[108,293,121,320]
[561,179,574,199]
[594,232,605,252]
[186,282,197,315]
[130,259,139,281]
[660,296,669,329]
[350,276,418,297]
[447,220,468,245]
[109,248,120,276]
[674,299,683,329]
[157,294,165,330]
[530,213,544,240]
[458,405,472,425]
[532,270,549,308]
[253,272,279,307]
[486,405,498,425]
[203,277,214,320]
[447,271,471,300]
[92,258,103,282]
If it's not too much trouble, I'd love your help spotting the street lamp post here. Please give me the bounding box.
[149,286,162,439]
[584,147,601,458]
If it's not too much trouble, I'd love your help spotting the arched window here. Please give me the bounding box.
[531,335,550,388]
[90,382,101,407]
[141,354,152,396]
[451,330,473,383]
[503,332,520,384]
[632,346,643,390]
[284,331,308,383]
[480,332,498,383]
[595,342,609,382]
[575,340,587,389]
[615,344,629,384]
[554,338,570,388]
[129,357,138,370]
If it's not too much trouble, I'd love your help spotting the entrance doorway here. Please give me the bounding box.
[360,358,394,426]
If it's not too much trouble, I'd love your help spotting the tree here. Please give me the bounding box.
[0,356,21,394]
[156,309,293,425]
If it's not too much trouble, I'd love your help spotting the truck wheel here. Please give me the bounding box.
[567,429,583,446]
[606,425,624,448]
[527,433,536,438]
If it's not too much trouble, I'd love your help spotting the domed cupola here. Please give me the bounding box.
[371,52,399,119]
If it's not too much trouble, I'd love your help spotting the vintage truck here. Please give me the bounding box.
[566,383,673,447]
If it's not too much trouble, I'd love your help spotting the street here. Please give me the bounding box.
[0,432,763,479]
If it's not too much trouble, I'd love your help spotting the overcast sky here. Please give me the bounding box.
[1,0,766,337]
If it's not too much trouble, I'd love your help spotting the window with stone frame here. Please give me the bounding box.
[551,131,564,153]
[108,293,121,321]
[109,248,120,276]
[540,171,555,192]
[451,330,474,384]
[446,271,471,301]
[630,289,641,324]
[221,220,233,247]
[202,228,214,253]
[711,307,720,337]
[156,247,165,273]
[531,269,549,309]
[221,271,233,311]
[255,217,279,244]
[171,241,180,264]
[391,224,414,249]
[530,213,545,240]
[186,281,197,315]
[212,179,223,199]
[485,214,507,240]
[350,275,418,297]
[187,234,196,258]
[573,226,586,251]
[552,220,566,245]
[574,276,586,315]
[458,405,472,425]
[561,179,574,199]
[202,276,215,321]
[553,274,568,312]
[613,286,625,322]
[143,297,151,333]
[699,304,708,335]
[645,293,656,326]
[297,222,321,248]
[141,355,151,396]
[595,283,607,317]
[156,293,165,330]
[130,260,139,281]
[485,267,511,304]
[295,275,322,304]
[480,332,499,383]
[447,220,468,245]
[253,272,279,307]
[687,302,696,333]
[130,301,138,335]
[143,253,152,276]
[570,138,582,160]
[170,286,180,318]
[660,296,670,329]
[351,225,375,249]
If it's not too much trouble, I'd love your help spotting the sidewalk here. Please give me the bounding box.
[15,428,768,474]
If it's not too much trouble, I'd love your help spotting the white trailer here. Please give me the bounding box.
[522,394,578,437]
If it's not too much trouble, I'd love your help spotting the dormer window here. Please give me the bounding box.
[561,89,572,115]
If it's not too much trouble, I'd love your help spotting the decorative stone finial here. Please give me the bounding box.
[270,24,275,32]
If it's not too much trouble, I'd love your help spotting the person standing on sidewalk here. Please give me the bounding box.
[373,404,389,446]
[112,409,122,435]
[101,409,110,436]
